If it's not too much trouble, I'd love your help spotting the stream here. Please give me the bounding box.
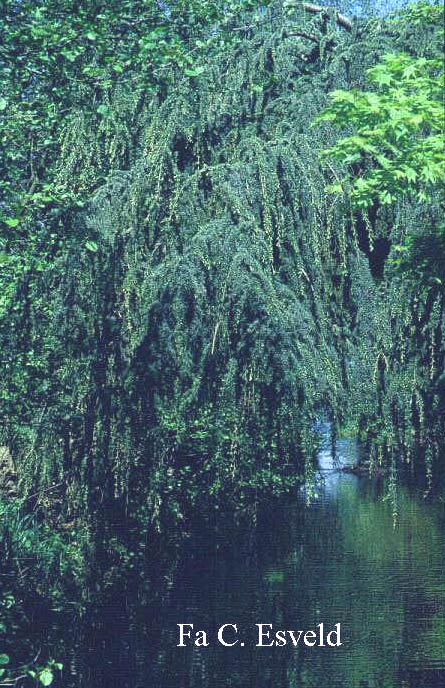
[32,428,445,687]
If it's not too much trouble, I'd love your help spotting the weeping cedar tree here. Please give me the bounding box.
[0,1,443,531]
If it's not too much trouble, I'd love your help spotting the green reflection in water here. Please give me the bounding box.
[17,449,445,688]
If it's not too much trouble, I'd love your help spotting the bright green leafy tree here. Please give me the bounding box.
[316,2,444,287]
[317,51,444,208]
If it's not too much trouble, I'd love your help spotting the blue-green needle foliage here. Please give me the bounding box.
[0,1,444,538]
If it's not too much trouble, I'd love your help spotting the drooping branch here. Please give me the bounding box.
[287,30,319,43]
[303,3,354,31]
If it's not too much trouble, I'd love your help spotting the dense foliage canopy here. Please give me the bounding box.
[1,0,444,544]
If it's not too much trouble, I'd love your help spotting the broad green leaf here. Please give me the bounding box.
[3,217,19,227]
[39,668,54,686]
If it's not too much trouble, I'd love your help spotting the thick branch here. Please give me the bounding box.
[287,30,319,43]
[303,3,354,31]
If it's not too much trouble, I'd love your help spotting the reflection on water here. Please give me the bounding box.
[37,434,445,687]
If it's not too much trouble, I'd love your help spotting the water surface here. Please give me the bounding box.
[39,431,445,687]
